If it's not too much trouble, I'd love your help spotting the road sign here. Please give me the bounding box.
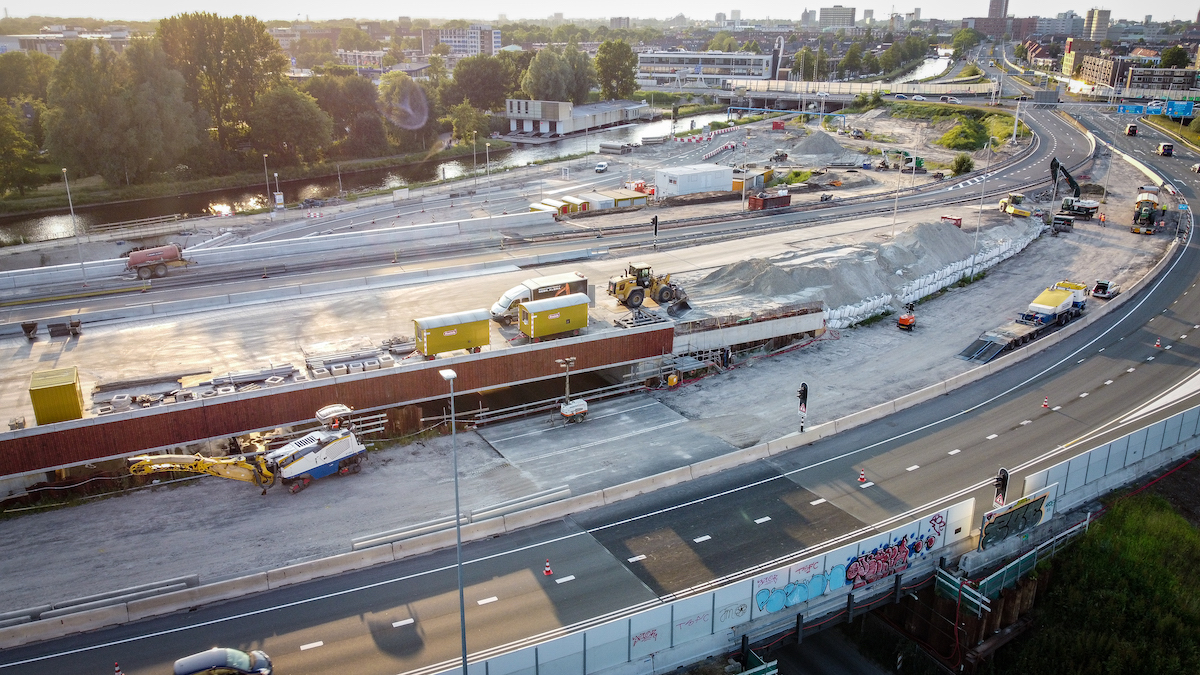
[1180,204,1190,211]
[1166,100,1196,117]
[1118,104,1144,114]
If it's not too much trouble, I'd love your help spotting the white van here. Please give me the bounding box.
[595,162,608,173]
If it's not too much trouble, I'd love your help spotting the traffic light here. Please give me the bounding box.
[651,215,659,237]
[993,468,1009,508]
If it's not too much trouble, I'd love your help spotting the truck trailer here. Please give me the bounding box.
[491,272,588,325]
[958,281,1087,363]
[125,244,192,280]
[414,308,491,358]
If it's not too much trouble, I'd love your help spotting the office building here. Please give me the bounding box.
[637,49,777,88]
[610,17,631,29]
[1084,9,1110,41]
[987,0,1008,19]
[801,9,818,26]
[731,9,742,21]
[715,12,726,23]
[1126,65,1200,91]
[863,9,874,21]
[421,24,502,57]
[913,8,921,20]
[819,5,857,29]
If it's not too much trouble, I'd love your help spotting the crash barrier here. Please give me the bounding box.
[702,143,737,160]
[0,211,555,291]
[0,575,197,631]
[417,500,975,675]
[350,486,572,551]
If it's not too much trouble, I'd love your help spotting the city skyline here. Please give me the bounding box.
[0,0,1183,26]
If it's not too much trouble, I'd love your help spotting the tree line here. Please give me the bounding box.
[0,12,640,197]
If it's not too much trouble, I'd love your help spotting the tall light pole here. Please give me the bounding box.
[485,143,491,184]
[262,154,270,210]
[273,172,280,209]
[889,150,904,237]
[438,369,469,675]
[968,137,999,281]
[472,130,478,188]
[61,168,87,286]
[555,357,576,402]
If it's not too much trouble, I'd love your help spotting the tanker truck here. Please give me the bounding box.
[125,244,193,280]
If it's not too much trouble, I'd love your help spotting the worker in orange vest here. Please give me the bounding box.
[1099,212,1106,227]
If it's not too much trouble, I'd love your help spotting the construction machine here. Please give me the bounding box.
[128,404,367,494]
[1050,158,1099,218]
[998,193,1031,216]
[897,303,916,331]
[607,262,690,313]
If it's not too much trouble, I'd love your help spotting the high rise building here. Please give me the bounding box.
[818,5,857,29]
[863,9,874,21]
[421,24,502,57]
[801,9,818,26]
[913,8,921,20]
[715,12,726,22]
[1084,9,1110,41]
[987,0,1008,19]
[730,9,742,21]
[610,17,631,29]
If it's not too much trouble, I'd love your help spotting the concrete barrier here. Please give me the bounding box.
[502,493,605,533]
[602,466,694,504]
[391,528,459,561]
[832,400,896,433]
[689,445,771,479]
[40,583,189,619]
[125,573,270,622]
[299,278,369,295]
[152,294,232,315]
[227,286,301,305]
[0,604,128,650]
[267,544,397,589]
[459,516,508,542]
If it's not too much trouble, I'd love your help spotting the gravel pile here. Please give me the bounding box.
[793,131,848,156]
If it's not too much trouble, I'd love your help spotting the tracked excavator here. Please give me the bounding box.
[128,404,367,494]
[1050,157,1099,219]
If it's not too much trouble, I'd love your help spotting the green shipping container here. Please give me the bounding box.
[519,293,590,341]
[414,309,492,357]
[29,366,84,426]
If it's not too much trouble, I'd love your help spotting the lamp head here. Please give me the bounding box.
[439,369,457,382]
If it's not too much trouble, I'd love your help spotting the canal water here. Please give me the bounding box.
[0,112,732,245]
[890,49,954,84]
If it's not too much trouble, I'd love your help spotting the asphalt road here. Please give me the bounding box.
[0,110,1194,675]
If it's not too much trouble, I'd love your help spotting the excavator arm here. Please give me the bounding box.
[1050,157,1081,198]
[128,453,276,489]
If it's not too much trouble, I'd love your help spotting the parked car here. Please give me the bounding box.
[912,95,927,101]
[893,93,908,99]
[174,648,272,675]
[595,162,608,173]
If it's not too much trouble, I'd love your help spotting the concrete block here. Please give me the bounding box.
[391,529,458,561]
[349,362,364,374]
[460,516,508,541]
[299,278,367,296]
[833,400,895,434]
[602,466,694,504]
[151,294,231,315]
[267,544,395,589]
[312,367,330,379]
[227,286,301,305]
[893,381,947,411]
[363,360,380,371]
[125,573,269,622]
[690,445,771,478]
[330,364,348,377]
[378,354,395,368]
[501,492,605,532]
[0,604,129,650]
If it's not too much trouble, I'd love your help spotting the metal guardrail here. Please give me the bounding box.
[87,214,181,233]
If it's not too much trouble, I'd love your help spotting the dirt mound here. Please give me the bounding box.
[793,131,846,156]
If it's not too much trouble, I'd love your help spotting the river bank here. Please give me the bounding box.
[0,140,515,220]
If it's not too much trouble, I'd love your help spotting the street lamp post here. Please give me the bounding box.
[438,369,469,675]
[273,172,280,208]
[485,143,491,184]
[262,154,270,210]
[472,131,478,188]
[889,150,904,237]
[61,168,87,286]
[968,137,1000,281]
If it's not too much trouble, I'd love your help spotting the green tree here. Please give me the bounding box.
[563,40,596,104]
[442,100,489,143]
[116,40,200,184]
[1161,45,1189,69]
[1014,44,1027,60]
[337,27,379,52]
[862,51,880,74]
[840,43,863,75]
[741,40,762,54]
[0,50,56,101]
[0,103,40,196]
[304,74,380,141]
[341,111,389,158]
[793,47,815,80]
[248,86,332,163]
[447,55,509,110]
[951,153,975,175]
[432,43,451,56]
[378,70,431,130]
[157,12,289,150]
[595,39,637,100]
[425,55,448,85]
[521,48,570,101]
[44,41,127,183]
[292,37,337,69]
[497,50,535,98]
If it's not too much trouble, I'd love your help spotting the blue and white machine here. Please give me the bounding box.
[267,404,367,493]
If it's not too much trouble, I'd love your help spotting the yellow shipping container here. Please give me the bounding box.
[414,309,492,358]
[29,366,84,425]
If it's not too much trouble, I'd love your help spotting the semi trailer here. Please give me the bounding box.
[958,281,1087,363]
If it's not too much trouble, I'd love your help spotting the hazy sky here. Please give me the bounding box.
[1,0,1173,25]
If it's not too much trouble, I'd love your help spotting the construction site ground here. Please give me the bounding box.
[0,135,1174,613]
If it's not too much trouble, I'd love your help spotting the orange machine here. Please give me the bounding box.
[897,303,916,331]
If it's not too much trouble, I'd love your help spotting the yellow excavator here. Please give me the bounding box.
[998,193,1031,217]
[128,404,367,494]
[607,262,690,314]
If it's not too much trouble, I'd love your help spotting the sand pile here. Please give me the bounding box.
[793,131,846,156]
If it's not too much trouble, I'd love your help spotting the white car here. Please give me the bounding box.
[912,95,927,101]
[947,96,961,104]
[1191,163,1200,173]
[816,91,830,97]
[595,162,608,173]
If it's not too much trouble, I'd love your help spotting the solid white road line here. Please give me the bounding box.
[693,535,712,543]
[555,575,576,584]
[393,619,414,628]
[754,516,772,524]
[300,641,324,651]
[478,597,498,605]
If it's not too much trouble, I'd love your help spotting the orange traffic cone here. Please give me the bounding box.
[1155,338,1162,348]
[1043,397,1049,408]
[858,469,866,483]
[115,663,124,675]
[543,559,553,576]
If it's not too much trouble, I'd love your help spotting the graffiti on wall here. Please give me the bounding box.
[979,484,1057,550]
[845,536,915,589]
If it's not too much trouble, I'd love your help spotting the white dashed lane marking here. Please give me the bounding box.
[300,641,324,651]
[859,481,875,489]
[1080,392,1089,398]
[1052,405,1062,411]
[754,516,772,524]
[986,433,999,440]
[478,596,498,605]
[948,449,961,455]
[1020,420,1032,426]
[393,619,414,628]
[693,535,712,543]
[628,555,646,563]
[906,465,920,471]
[810,498,827,505]
[555,575,576,584]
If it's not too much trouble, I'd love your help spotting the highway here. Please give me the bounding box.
[1,104,1195,674]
